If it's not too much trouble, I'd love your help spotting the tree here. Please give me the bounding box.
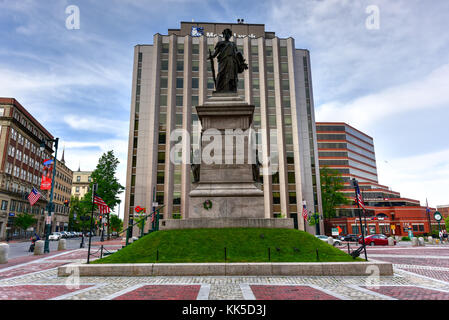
[69,196,90,232]
[84,150,125,239]
[15,213,37,235]
[110,214,123,233]
[320,166,350,219]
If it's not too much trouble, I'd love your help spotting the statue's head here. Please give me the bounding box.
[222,28,232,40]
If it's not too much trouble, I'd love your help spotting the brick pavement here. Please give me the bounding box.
[250,285,340,300]
[0,243,449,300]
[111,284,202,300]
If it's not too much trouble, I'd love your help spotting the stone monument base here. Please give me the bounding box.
[159,217,294,230]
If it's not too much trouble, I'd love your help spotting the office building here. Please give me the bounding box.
[316,122,440,237]
[124,21,323,234]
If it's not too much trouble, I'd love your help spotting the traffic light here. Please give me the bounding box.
[64,200,69,207]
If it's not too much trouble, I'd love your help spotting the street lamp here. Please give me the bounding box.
[41,137,59,254]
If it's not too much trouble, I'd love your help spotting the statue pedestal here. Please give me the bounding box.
[160,93,294,230]
[189,92,265,219]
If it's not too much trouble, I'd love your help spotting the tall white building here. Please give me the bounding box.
[124,21,323,234]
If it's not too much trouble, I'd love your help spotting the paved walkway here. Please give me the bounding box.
[1,243,449,300]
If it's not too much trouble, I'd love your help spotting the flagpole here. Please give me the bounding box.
[352,178,368,261]
[87,183,97,264]
[426,198,432,236]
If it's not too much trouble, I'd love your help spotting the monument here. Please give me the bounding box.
[160,29,293,230]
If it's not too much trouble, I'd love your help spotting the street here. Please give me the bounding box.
[6,236,102,259]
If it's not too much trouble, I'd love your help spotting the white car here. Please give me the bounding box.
[315,235,342,246]
[49,232,62,241]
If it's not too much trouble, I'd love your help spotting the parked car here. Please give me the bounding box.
[315,235,342,246]
[358,234,396,246]
[60,231,69,238]
[49,232,62,241]
[343,234,360,242]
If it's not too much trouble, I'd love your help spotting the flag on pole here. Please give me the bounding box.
[354,184,366,210]
[426,198,430,214]
[302,201,308,220]
[27,187,41,206]
[93,194,111,214]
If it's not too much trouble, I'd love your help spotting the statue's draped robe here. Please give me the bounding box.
[214,40,239,92]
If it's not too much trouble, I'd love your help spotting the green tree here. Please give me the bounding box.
[320,166,350,219]
[110,214,123,233]
[444,216,449,232]
[84,150,124,238]
[15,213,37,235]
[69,196,90,232]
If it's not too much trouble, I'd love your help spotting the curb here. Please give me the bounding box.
[58,261,393,277]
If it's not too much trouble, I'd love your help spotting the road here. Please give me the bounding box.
[6,236,102,259]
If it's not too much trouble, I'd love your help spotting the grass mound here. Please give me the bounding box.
[93,228,359,264]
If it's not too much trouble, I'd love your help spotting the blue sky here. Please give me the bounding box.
[1,0,448,217]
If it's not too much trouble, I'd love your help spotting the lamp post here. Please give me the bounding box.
[351,178,368,261]
[42,138,59,254]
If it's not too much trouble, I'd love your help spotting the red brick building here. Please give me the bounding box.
[317,122,441,237]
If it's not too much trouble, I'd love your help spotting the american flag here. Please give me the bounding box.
[27,187,41,206]
[426,198,430,214]
[94,194,111,214]
[302,202,308,220]
[355,184,366,210]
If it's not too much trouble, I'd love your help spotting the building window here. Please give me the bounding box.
[192,60,199,72]
[273,192,280,204]
[76,187,80,192]
[288,172,295,184]
[177,44,184,54]
[289,192,297,204]
[161,43,169,54]
[280,46,287,56]
[160,77,168,89]
[158,152,165,163]
[192,78,199,89]
[161,60,168,71]
[157,172,164,184]
[176,78,183,89]
[176,60,184,71]
[1,200,8,210]
[192,44,199,54]
[176,95,183,106]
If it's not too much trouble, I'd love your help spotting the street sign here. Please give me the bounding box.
[434,211,443,221]
[8,212,15,217]
[331,228,339,236]
[46,216,51,224]
[391,225,396,230]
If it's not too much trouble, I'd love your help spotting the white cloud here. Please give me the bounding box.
[315,63,449,129]
[377,148,449,208]
[63,115,129,137]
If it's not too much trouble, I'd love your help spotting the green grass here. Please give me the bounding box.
[93,228,360,264]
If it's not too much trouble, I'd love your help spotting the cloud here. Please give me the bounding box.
[315,63,449,129]
[63,115,129,137]
[377,148,449,207]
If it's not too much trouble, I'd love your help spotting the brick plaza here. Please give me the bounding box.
[1,243,449,300]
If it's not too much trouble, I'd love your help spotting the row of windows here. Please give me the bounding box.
[160,41,288,56]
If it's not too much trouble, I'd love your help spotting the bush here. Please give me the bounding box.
[172,214,182,219]
[401,236,410,241]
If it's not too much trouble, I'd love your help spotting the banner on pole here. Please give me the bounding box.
[40,159,54,190]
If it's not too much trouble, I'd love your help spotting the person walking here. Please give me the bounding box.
[439,230,443,244]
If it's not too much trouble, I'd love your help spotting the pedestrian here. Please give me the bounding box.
[439,230,443,243]
[444,230,448,243]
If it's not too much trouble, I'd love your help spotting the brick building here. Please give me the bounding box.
[317,122,441,237]
[0,98,54,240]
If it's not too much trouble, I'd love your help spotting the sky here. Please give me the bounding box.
[1,0,448,218]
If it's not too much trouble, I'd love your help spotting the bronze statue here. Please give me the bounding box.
[208,29,248,93]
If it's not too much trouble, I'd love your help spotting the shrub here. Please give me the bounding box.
[401,236,410,241]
